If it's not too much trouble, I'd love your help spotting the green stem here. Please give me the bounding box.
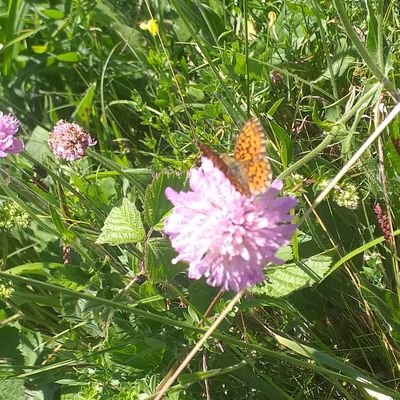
[56,181,71,224]
[278,82,382,180]
[1,231,8,271]
[278,132,335,180]
[244,0,250,116]
[154,291,244,399]
[333,0,399,102]
[376,0,384,70]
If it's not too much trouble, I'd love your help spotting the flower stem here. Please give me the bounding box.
[154,290,244,399]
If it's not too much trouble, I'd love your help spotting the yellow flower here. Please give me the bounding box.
[140,18,159,36]
[267,11,276,27]
[247,19,257,42]
[267,11,278,40]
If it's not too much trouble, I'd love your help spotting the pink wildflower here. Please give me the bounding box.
[0,112,24,157]
[48,120,96,161]
[164,158,297,292]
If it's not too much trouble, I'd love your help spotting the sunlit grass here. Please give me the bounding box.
[0,0,400,398]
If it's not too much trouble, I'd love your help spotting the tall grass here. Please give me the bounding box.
[1,0,400,399]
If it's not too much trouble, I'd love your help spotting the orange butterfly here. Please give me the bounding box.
[199,117,272,196]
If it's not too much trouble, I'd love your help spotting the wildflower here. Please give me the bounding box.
[0,281,14,300]
[164,158,297,292]
[314,178,330,192]
[140,18,159,36]
[0,201,30,230]
[267,11,276,28]
[270,70,283,84]
[373,202,391,242]
[48,120,96,161]
[246,19,257,42]
[63,244,71,265]
[333,182,359,209]
[0,111,24,157]
[267,11,278,40]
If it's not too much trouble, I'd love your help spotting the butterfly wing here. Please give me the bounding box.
[234,118,272,195]
[199,143,249,195]
[198,143,228,175]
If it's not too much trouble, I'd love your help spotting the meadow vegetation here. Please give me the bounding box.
[1,0,400,398]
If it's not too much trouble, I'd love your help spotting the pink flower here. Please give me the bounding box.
[0,112,24,157]
[164,158,297,292]
[48,120,96,161]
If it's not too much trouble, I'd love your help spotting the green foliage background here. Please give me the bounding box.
[1,0,400,399]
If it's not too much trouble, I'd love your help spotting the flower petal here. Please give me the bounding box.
[164,159,297,292]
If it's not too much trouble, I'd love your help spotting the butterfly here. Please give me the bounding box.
[199,117,272,196]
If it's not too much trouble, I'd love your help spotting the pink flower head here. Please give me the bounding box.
[164,158,297,292]
[0,112,24,157]
[48,120,96,161]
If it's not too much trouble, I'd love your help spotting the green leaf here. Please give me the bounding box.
[56,52,82,62]
[145,237,186,282]
[234,53,246,75]
[361,282,400,341]
[0,327,24,365]
[96,198,145,245]
[386,118,400,176]
[267,98,284,117]
[252,255,332,298]
[42,9,64,19]
[72,82,96,126]
[366,2,378,59]
[24,125,52,163]
[144,172,187,230]
[187,86,205,101]
[268,120,293,167]
[0,378,25,400]
[49,205,74,241]
[275,245,293,262]
[7,262,65,277]
[31,44,48,54]
[85,182,109,209]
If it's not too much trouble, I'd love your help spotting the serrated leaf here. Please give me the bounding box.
[145,237,186,282]
[0,378,25,400]
[252,255,332,298]
[144,172,187,229]
[96,198,145,245]
[275,245,293,262]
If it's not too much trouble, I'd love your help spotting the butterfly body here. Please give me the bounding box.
[199,118,272,196]
[220,155,252,195]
